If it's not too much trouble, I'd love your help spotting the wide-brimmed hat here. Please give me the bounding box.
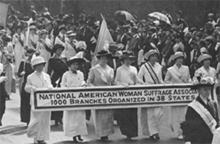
[31,56,46,67]
[120,51,136,60]
[96,50,112,59]
[191,76,214,90]
[67,52,86,66]
[197,54,212,63]
[39,29,48,35]
[67,30,76,37]
[171,51,186,61]
[58,24,66,31]
[144,49,159,60]
[77,41,87,51]
[52,44,65,53]
[26,48,36,54]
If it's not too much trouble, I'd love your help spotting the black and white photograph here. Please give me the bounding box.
[0,0,220,144]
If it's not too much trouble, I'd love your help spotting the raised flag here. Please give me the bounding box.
[91,14,114,66]
[0,2,9,27]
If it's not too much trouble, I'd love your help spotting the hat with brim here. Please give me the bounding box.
[26,48,36,54]
[120,51,136,60]
[67,52,86,66]
[31,56,46,67]
[144,49,159,60]
[52,44,65,53]
[197,54,212,63]
[96,50,112,59]
[29,25,37,30]
[67,32,76,37]
[39,29,48,35]
[171,52,186,61]
[191,77,214,90]
[59,25,66,31]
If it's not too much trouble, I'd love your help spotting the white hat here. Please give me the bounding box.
[77,41,87,50]
[29,25,37,30]
[67,52,85,66]
[144,49,159,60]
[31,56,46,67]
[197,54,212,63]
[67,30,76,37]
[171,51,186,61]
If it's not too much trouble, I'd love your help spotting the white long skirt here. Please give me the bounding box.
[63,110,88,137]
[141,107,164,136]
[169,106,187,136]
[27,111,51,141]
[93,109,114,137]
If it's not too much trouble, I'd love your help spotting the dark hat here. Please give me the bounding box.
[191,76,214,90]
[52,44,65,53]
[120,51,136,60]
[58,24,66,31]
[96,50,112,59]
[67,52,86,66]
[148,27,156,33]
[26,48,36,54]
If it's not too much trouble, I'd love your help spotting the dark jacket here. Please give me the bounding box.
[182,96,219,144]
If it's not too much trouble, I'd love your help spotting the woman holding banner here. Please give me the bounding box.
[164,51,191,139]
[87,50,115,141]
[138,49,164,140]
[115,51,143,140]
[61,52,88,142]
[25,56,53,144]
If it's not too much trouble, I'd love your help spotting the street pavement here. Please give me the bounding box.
[0,88,185,144]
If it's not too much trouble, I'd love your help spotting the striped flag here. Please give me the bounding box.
[91,14,114,66]
[0,2,9,27]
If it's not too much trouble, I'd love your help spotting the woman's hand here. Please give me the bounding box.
[21,71,26,76]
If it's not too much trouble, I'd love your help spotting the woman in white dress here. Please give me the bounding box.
[25,56,53,144]
[164,52,191,139]
[12,25,25,72]
[61,52,88,142]
[36,29,53,72]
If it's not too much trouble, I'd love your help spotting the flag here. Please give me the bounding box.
[0,2,9,27]
[91,14,114,66]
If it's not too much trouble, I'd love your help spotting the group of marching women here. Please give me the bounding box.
[18,38,220,144]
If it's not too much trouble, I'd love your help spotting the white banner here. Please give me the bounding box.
[33,84,200,111]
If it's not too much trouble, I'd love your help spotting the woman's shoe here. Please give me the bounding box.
[73,136,78,143]
[149,133,160,140]
[37,140,47,144]
[77,135,83,141]
[126,136,132,140]
[100,136,108,141]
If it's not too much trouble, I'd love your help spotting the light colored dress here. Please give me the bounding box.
[61,70,88,137]
[87,64,115,137]
[12,33,25,72]
[164,64,191,137]
[36,38,52,72]
[25,33,39,49]
[138,62,164,136]
[64,39,77,60]
[25,71,53,141]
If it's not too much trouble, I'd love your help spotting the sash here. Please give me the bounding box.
[67,41,77,52]
[58,35,65,43]
[16,34,24,46]
[96,65,112,85]
[144,62,160,84]
[30,39,37,49]
[39,40,52,53]
[189,100,217,133]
